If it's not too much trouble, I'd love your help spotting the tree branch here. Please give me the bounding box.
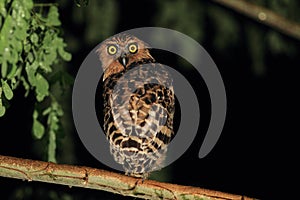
[0,155,254,200]
[211,0,300,41]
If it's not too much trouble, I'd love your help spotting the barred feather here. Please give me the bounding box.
[98,34,175,177]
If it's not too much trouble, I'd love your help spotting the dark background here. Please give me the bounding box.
[1,0,299,199]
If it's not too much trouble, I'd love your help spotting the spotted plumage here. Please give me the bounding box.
[97,33,175,177]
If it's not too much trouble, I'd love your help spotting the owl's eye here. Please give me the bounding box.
[128,43,138,54]
[107,45,117,55]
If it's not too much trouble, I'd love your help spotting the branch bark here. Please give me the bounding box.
[0,155,254,200]
[211,0,300,40]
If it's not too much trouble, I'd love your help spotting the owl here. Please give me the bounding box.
[97,33,175,178]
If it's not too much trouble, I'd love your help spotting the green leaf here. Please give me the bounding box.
[56,107,63,117]
[47,6,61,26]
[33,109,38,119]
[61,71,74,86]
[8,47,18,64]
[1,80,13,100]
[38,49,53,73]
[30,33,39,45]
[24,41,31,53]
[75,0,89,7]
[23,0,33,10]
[0,105,5,117]
[0,1,7,17]
[1,60,7,78]
[15,16,27,29]
[48,130,57,163]
[58,46,72,61]
[11,37,23,52]
[42,107,52,116]
[10,77,17,90]
[0,15,12,53]
[35,73,49,102]
[25,62,37,86]
[2,45,11,59]
[27,52,34,63]
[43,50,57,69]
[39,60,52,73]
[14,25,27,40]
[43,31,54,47]
[7,64,17,79]
[0,88,5,117]
[33,119,45,139]
[20,77,30,97]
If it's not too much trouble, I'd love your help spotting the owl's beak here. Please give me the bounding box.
[119,53,128,68]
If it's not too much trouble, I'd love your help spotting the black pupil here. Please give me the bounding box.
[110,46,115,53]
[130,45,136,52]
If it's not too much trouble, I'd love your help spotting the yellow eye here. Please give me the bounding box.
[128,43,138,54]
[107,45,117,55]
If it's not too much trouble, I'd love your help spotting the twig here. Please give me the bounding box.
[0,155,254,200]
[33,3,58,7]
[211,0,300,40]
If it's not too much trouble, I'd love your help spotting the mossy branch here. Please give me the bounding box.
[0,155,254,200]
[211,0,300,40]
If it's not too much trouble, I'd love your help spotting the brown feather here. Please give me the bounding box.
[98,33,175,178]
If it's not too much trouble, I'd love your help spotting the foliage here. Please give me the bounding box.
[155,0,204,42]
[156,0,300,75]
[0,0,71,162]
[74,0,89,8]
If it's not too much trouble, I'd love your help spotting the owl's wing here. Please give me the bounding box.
[105,64,175,153]
[128,83,175,152]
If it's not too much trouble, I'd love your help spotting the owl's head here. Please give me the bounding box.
[97,33,154,80]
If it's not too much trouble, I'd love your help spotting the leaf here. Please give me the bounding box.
[11,37,23,52]
[2,45,11,58]
[42,107,51,116]
[8,47,18,64]
[1,60,7,78]
[75,0,89,7]
[62,71,74,86]
[14,25,27,40]
[43,50,57,69]
[20,77,30,97]
[24,41,31,53]
[25,62,37,86]
[48,130,57,163]
[30,33,39,45]
[35,73,49,102]
[33,119,45,139]
[56,107,63,117]
[33,109,38,119]
[10,77,17,90]
[0,89,5,117]
[58,46,72,61]
[47,6,61,26]
[1,80,13,100]
[23,0,33,10]
[0,1,7,17]
[0,15,12,53]
[7,64,17,79]
[42,31,54,47]
[39,50,54,73]
[0,104,5,117]
[27,52,34,63]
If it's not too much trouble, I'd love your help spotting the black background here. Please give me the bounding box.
[1,0,299,199]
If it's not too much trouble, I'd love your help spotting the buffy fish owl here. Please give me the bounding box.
[97,33,175,178]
